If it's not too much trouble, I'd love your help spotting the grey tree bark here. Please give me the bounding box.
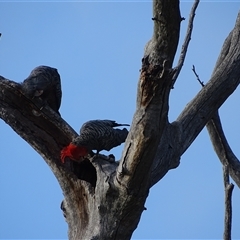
[1,1,240,239]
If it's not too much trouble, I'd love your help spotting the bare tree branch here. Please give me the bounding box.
[213,31,233,74]
[223,165,234,240]
[150,11,240,187]
[1,2,240,239]
[0,1,183,238]
[114,2,182,233]
[0,77,98,238]
[191,66,237,240]
[191,62,240,189]
[203,19,240,189]
[192,65,204,87]
[190,38,240,189]
[176,12,240,155]
[192,60,238,240]
[150,121,182,186]
[116,0,181,191]
[144,0,181,66]
[172,0,200,87]
[206,113,240,188]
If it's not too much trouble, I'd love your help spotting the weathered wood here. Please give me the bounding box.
[1,2,240,240]
[150,11,240,187]
[176,11,240,154]
[206,113,240,188]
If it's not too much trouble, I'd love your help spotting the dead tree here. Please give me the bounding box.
[1,1,240,239]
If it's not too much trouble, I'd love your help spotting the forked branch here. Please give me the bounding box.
[192,64,240,188]
[150,9,240,188]
[192,66,238,239]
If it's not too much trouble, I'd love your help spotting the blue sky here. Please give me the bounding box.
[0,1,240,239]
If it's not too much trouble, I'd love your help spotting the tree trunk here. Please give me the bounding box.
[1,1,240,239]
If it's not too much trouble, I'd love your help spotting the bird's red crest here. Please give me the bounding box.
[60,143,88,163]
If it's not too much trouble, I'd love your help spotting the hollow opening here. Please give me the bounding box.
[71,159,97,188]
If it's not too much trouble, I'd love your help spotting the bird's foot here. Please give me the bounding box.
[107,154,115,163]
[89,153,115,163]
[89,154,98,162]
[96,154,115,162]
